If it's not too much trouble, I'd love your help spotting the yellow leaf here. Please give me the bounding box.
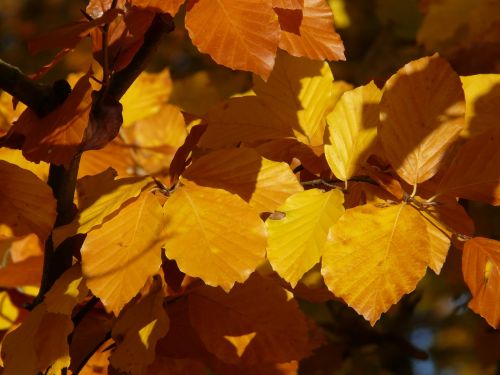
[163,184,267,291]
[200,53,335,148]
[0,149,49,181]
[253,52,335,145]
[188,273,310,365]
[131,104,187,175]
[321,203,430,325]
[379,54,465,186]
[0,292,19,331]
[82,192,166,315]
[462,237,500,329]
[435,129,500,205]
[460,74,500,139]
[120,69,172,128]
[267,189,344,287]
[324,81,382,182]
[110,286,169,375]
[182,147,303,213]
[0,160,56,241]
[53,168,151,247]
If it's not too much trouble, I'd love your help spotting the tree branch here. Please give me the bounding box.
[0,59,69,117]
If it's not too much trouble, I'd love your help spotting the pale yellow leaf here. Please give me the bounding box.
[324,81,382,182]
[267,189,344,287]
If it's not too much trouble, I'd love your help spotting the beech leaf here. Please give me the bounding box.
[321,203,431,325]
[462,237,500,329]
[185,0,280,80]
[182,147,303,213]
[379,55,465,186]
[81,192,166,315]
[266,189,344,287]
[163,184,267,291]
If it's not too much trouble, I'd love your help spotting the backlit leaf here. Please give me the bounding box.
[321,203,430,325]
[182,147,303,213]
[379,55,465,186]
[324,82,382,182]
[163,184,267,291]
[0,160,56,241]
[189,273,310,365]
[460,74,500,139]
[53,168,151,247]
[120,69,172,128]
[132,0,185,15]
[0,256,43,287]
[462,237,500,329]
[185,0,280,79]
[273,0,303,9]
[5,73,93,168]
[267,189,344,287]
[81,192,166,315]
[435,129,500,205]
[110,286,169,375]
[200,53,334,148]
[277,0,345,61]
[44,265,88,315]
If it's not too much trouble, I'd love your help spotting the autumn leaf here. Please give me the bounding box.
[462,237,500,329]
[277,0,345,62]
[2,73,93,167]
[266,189,344,287]
[0,256,43,288]
[434,129,500,205]
[185,0,280,79]
[200,53,335,148]
[321,203,431,325]
[120,69,172,128]
[163,183,267,291]
[324,81,382,183]
[131,104,187,175]
[132,0,185,15]
[81,192,166,315]
[188,274,310,365]
[0,160,56,241]
[182,147,303,213]
[53,168,151,247]
[379,54,465,186]
[1,265,87,375]
[110,286,169,375]
[460,74,500,139]
[273,0,304,9]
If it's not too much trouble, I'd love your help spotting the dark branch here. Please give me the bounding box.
[107,13,175,100]
[0,58,67,116]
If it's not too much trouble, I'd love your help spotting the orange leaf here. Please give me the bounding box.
[277,0,345,61]
[6,73,93,167]
[189,274,310,365]
[0,160,56,241]
[322,203,430,325]
[79,138,136,178]
[272,0,303,9]
[182,148,303,213]
[185,0,280,80]
[163,184,267,291]
[435,129,500,205]
[28,8,121,54]
[81,192,166,315]
[379,55,465,186]
[462,237,500,329]
[0,256,43,288]
[132,0,185,15]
